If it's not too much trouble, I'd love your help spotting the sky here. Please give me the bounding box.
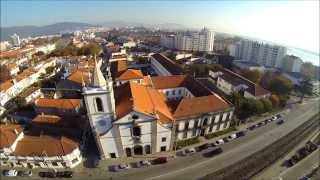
[1,0,319,54]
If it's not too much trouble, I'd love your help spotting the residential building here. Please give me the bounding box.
[160,28,215,52]
[230,40,287,68]
[281,55,303,73]
[150,53,183,76]
[110,60,144,86]
[82,59,234,159]
[10,34,21,47]
[209,68,270,99]
[0,124,82,169]
[34,98,82,116]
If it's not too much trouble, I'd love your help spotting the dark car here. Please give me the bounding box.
[18,170,32,177]
[151,157,167,165]
[195,143,209,152]
[202,147,223,158]
[276,114,282,119]
[282,159,294,167]
[235,131,245,138]
[39,172,56,178]
[276,119,285,125]
[222,137,229,143]
[56,171,73,178]
[248,125,256,130]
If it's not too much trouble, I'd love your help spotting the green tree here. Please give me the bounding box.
[242,69,262,83]
[261,98,272,112]
[268,76,293,95]
[298,78,313,103]
[254,99,264,114]
[270,95,280,108]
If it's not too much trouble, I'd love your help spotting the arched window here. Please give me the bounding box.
[96,98,104,112]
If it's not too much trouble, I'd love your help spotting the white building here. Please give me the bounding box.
[281,55,303,73]
[0,124,82,169]
[35,44,56,54]
[83,58,234,159]
[160,28,215,52]
[10,34,21,47]
[230,40,287,68]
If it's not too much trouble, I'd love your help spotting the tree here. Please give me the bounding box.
[300,62,316,78]
[242,69,262,83]
[45,66,55,75]
[268,76,293,95]
[261,98,272,112]
[270,95,280,108]
[254,99,265,114]
[0,65,11,82]
[297,78,313,103]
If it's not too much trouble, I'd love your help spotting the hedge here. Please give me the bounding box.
[204,126,237,139]
[176,137,200,149]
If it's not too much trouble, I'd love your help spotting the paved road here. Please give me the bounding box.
[108,98,320,180]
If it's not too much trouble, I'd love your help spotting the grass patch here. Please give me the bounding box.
[176,137,200,149]
[204,126,237,139]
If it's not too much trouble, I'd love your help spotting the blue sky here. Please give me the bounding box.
[1,1,319,53]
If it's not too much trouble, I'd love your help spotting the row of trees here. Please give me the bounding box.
[48,43,101,57]
[183,64,223,77]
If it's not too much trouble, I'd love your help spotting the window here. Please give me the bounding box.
[132,126,141,137]
[192,129,197,136]
[96,98,104,112]
[183,131,187,138]
[71,158,78,163]
[132,114,139,120]
[125,148,132,157]
[178,89,181,94]
[110,153,116,158]
[184,122,189,130]
[194,120,199,128]
[145,145,151,154]
[165,91,169,96]
[160,146,166,152]
[203,118,208,126]
[172,90,175,95]
[161,137,166,142]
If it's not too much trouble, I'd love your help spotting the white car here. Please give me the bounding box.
[185,147,196,155]
[228,134,237,140]
[216,139,225,145]
[271,116,277,121]
[3,169,18,177]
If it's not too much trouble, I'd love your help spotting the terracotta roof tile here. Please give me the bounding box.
[13,135,79,157]
[0,124,23,149]
[35,98,81,110]
[116,69,144,81]
[0,80,14,91]
[67,69,90,84]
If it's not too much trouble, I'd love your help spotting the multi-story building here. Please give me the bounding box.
[281,55,303,73]
[150,53,183,76]
[230,40,287,68]
[160,28,215,52]
[10,33,21,47]
[83,58,234,159]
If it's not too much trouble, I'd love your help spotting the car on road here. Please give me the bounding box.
[271,116,277,121]
[228,133,237,140]
[151,157,167,165]
[276,119,285,125]
[222,137,229,143]
[298,176,311,180]
[282,159,294,167]
[215,139,225,145]
[109,164,132,172]
[185,147,196,155]
[134,160,151,168]
[202,147,223,158]
[56,171,72,178]
[195,143,209,152]
[3,169,18,177]
[248,125,256,130]
[39,171,56,178]
[18,170,32,177]
[276,113,282,119]
[235,131,245,138]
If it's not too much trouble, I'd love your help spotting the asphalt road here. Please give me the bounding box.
[107,98,320,180]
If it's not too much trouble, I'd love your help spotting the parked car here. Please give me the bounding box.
[215,139,224,145]
[3,169,18,177]
[228,133,237,140]
[56,171,73,178]
[202,147,223,158]
[185,147,196,155]
[151,157,167,165]
[39,171,56,178]
[276,119,285,125]
[176,150,187,156]
[195,143,209,152]
[248,125,256,130]
[298,176,311,180]
[134,160,151,168]
[235,131,245,138]
[222,137,229,143]
[276,114,282,119]
[282,159,294,167]
[271,116,277,121]
[18,170,32,177]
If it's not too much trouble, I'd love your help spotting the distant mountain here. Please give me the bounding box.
[97,21,187,30]
[152,23,187,30]
[1,22,96,41]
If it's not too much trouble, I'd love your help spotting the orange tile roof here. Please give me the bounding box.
[32,114,62,124]
[116,69,144,81]
[35,98,81,110]
[15,68,34,82]
[67,69,90,84]
[150,75,186,89]
[13,135,79,157]
[0,80,14,91]
[173,95,230,118]
[7,63,17,70]
[0,124,23,149]
[0,48,34,59]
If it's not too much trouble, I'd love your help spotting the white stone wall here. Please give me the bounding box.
[156,123,171,152]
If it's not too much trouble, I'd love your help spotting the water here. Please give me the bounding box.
[287,48,319,66]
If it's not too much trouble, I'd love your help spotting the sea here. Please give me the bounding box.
[286,48,319,66]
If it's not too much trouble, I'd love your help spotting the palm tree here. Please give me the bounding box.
[298,78,313,103]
